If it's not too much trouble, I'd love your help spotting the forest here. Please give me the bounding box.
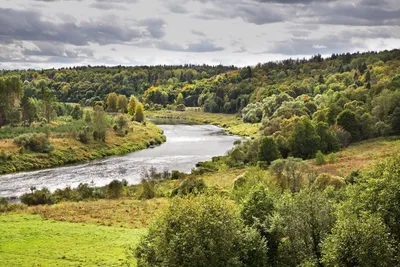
[1,49,400,267]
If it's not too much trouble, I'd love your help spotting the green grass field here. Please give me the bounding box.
[0,214,146,266]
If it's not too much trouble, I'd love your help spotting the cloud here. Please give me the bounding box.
[0,8,165,46]
[157,40,224,52]
[263,36,367,55]
[166,2,189,14]
[191,30,207,37]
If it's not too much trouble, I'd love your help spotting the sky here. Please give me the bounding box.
[0,0,400,69]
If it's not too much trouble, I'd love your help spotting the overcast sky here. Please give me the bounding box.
[1,0,400,69]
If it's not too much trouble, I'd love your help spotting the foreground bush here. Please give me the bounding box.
[135,195,268,267]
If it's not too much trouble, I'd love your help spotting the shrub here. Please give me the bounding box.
[138,179,155,200]
[314,173,345,190]
[134,195,268,267]
[175,104,186,111]
[326,153,337,163]
[20,188,53,206]
[106,180,125,199]
[315,150,325,165]
[171,177,206,196]
[13,133,52,153]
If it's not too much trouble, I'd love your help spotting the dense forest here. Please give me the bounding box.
[1,49,400,159]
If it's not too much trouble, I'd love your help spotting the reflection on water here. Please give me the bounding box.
[0,125,241,197]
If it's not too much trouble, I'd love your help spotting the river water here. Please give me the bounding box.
[0,124,241,198]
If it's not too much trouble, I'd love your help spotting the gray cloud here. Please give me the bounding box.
[0,8,165,46]
[264,36,366,55]
[157,40,224,52]
[191,30,207,37]
[166,2,189,14]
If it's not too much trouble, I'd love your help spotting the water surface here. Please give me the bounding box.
[0,124,240,197]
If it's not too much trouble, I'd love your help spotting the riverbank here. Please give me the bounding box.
[147,109,260,137]
[0,121,165,175]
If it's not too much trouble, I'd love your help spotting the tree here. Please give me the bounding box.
[135,102,145,122]
[128,95,137,116]
[117,95,128,113]
[270,157,309,193]
[315,122,340,153]
[106,92,118,112]
[336,110,361,142]
[175,92,184,105]
[135,195,268,267]
[92,106,108,141]
[70,105,83,120]
[322,213,396,267]
[391,106,400,134]
[290,117,320,159]
[257,136,281,165]
[37,80,56,122]
[0,76,22,127]
[21,96,37,125]
[272,189,338,267]
[106,180,124,199]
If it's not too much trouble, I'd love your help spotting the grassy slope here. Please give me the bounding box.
[310,136,400,176]
[0,214,146,266]
[147,109,260,137]
[0,121,165,174]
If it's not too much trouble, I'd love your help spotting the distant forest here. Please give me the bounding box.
[1,49,400,158]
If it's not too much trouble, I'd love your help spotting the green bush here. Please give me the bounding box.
[171,177,206,196]
[106,180,125,199]
[315,150,325,165]
[20,188,54,206]
[138,179,155,200]
[13,133,52,153]
[135,195,268,267]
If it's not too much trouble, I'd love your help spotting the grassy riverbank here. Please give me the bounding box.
[147,109,260,137]
[0,121,165,174]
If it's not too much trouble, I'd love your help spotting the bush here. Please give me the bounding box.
[175,104,186,111]
[106,180,125,199]
[327,153,337,164]
[138,179,155,200]
[171,177,206,196]
[13,133,52,153]
[314,173,345,190]
[20,188,53,206]
[315,150,325,165]
[135,195,268,267]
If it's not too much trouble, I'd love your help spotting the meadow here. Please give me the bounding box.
[0,214,146,266]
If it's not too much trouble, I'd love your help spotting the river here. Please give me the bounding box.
[0,124,241,198]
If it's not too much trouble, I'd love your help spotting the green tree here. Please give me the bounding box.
[21,96,37,125]
[290,117,320,159]
[322,212,396,267]
[92,106,108,141]
[135,102,145,122]
[175,92,184,105]
[117,95,128,113]
[391,106,400,134]
[106,92,118,112]
[270,157,309,193]
[272,189,338,267]
[336,110,361,142]
[135,195,268,267]
[70,105,83,120]
[257,136,281,165]
[128,95,137,116]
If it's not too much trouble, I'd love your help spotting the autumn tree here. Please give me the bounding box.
[135,102,145,122]
[106,92,118,112]
[128,95,137,116]
[117,95,128,113]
